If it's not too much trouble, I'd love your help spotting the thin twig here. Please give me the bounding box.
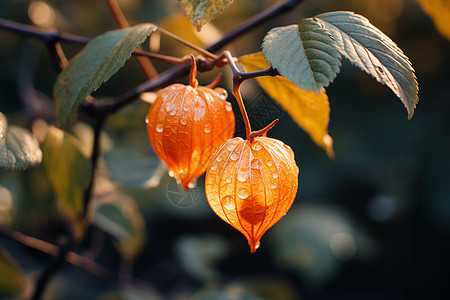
[157,27,218,60]
[206,0,305,53]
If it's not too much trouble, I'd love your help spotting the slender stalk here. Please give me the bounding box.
[157,27,218,60]
[223,50,252,140]
[134,51,191,65]
[105,0,158,79]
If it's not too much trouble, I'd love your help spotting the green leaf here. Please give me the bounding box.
[0,112,42,171]
[262,19,341,93]
[239,53,334,157]
[93,179,146,260]
[179,0,234,31]
[314,11,419,119]
[43,126,92,239]
[54,23,157,128]
[0,246,26,298]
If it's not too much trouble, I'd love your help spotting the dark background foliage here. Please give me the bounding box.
[1,0,449,299]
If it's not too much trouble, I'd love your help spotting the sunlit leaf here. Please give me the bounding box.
[179,0,234,31]
[0,246,26,298]
[0,112,42,171]
[416,0,450,40]
[262,19,341,93]
[239,53,334,157]
[93,178,146,260]
[43,126,91,239]
[314,11,418,119]
[54,23,157,128]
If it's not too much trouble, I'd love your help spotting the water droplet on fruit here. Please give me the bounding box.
[187,182,195,189]
[227,143,235,152]
[210,164,218,171]
[214,87,228,100]
[145,119,149,124]
[168,170,175,177]
[194,107,205,120]
[255,240,261,250]
[222,196,235,210]
[238,188,249,199]
[251,159,262,169]
[180,118,187,125]
[178,169,185,175]
[230,152,240,161]
[183,106,189,112]
[156,123,164,132]
[272,173,279,179]
[251,142,262,151]
[204,123,211,133]
[237,171,248,182]
[226,178,232,183]
[271,182,277,189]
[225,102,232,112]
[216,156,223,162]
[267,160,273,167]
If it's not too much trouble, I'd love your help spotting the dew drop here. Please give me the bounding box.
[251,159,262,169]
[271,182,277,189]
[214,87,228,100]
[168,170,175,177]
[238,188,249,199]
[227,143,235,152]
[237,171,248,182]
[178,169,185,175]
[204,123,211,133]
[194,107,206,121]
[251,142,262,151]
[169,108,177,116]
[267,160,273,167]
[226,178,232,183]
[183,106,189,112]
[222,196,236,210]
[180,118,187,125]
[210,164,218,171]
[176,178,181,185]
[187,182,195,189]
[272,173,279,179]
[156,123,164,132]
[145,118,149,124]
[255,240,261,250]
[225,102,232,112]
[216,156,223,162]
[230,152,240,161]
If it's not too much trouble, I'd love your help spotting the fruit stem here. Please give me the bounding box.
[249,119,279,142]
[189,55,199,88]
[223,50,252,140]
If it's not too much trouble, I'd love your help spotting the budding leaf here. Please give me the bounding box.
[179,0,234,31]
[262,19,341,93]
[54,23,157,128]
[314,11,419,118]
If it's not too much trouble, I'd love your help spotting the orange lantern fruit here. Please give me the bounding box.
[205,134,299,252]
[146,57,235,190]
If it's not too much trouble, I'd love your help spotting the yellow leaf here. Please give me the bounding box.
[239,52,334,157]
[417,0,450,40]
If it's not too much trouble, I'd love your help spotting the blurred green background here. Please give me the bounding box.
[1,0,449,299]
